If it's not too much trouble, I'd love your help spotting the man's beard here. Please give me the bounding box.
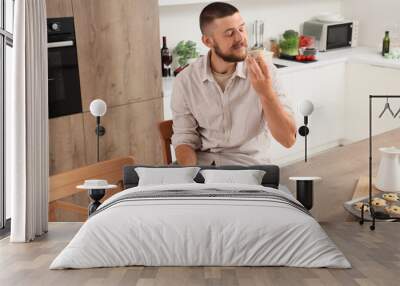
[214,41,247,63]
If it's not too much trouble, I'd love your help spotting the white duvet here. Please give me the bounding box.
[50,183,351,269]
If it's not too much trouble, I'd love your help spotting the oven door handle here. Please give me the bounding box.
[47,40,74,49]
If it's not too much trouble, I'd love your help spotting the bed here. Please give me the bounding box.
[50,165,351,269]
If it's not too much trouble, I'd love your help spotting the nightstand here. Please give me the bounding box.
[289,177,321,210]
[77,180,117,215]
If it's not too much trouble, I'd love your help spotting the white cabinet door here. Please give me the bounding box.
[270,63,346,165]
[310,63,346,146]
[345,63,400,143]
[162,78,174,120]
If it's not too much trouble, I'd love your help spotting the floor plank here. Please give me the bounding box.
[1,222,399,286]
[280,128,400,222]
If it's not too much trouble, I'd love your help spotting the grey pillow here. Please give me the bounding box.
[200,169,266,185]
[135,167,201,186]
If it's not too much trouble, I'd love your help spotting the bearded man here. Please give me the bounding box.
[171,2,297,166]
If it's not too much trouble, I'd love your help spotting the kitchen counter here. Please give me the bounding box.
[274,46,400,74]
[161,46,400,165]
[162,46,400,91]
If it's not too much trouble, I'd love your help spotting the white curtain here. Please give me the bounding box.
[8,0,49,242]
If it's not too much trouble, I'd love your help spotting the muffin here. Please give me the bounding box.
[248,49,273,65]
[248,49,264,59]
[382,193,399,202]
[371,198,387,207]
[384,205,400,216]
[353,202,369,212]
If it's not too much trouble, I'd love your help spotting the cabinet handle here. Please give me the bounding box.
[48,41,74,49]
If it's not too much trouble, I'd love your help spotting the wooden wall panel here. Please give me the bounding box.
[46,0,73,18]
[49,114,87,175]
[72,0,162,111]
[83,98,163,166]
[48,0,164,220]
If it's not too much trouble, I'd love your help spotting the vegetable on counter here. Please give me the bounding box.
[296,55,316,62]
[173,40,199,67]
[299,35,315,48]
[279,30,299,56]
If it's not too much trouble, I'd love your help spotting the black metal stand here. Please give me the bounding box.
[88,189,105,215]
[296,180,314,210]
[298,116,310,162]
[359,95,400,231]
[95,116,106,162]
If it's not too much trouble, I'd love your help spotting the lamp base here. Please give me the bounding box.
[298,126,309,137]
[95,125,106,136]
[88,189,105,215]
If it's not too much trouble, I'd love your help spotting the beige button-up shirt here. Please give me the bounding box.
[171,52,294,166]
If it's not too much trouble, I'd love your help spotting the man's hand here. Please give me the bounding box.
[245,55,274,99]
[246,54,297,148]
[175,144,198,166]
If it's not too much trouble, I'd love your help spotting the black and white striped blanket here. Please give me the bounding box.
[92,188,310,217]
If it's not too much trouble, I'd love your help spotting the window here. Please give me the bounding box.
[1,0,14,232]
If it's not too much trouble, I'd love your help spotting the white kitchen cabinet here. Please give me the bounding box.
[159,46,400,164]
[162,77,176,161]
[162,77,174,120]
[269,63,346,165]
[310,63,346,146]
[344,63,400,143]
[162,63,347,166]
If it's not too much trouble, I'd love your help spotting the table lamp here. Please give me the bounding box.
[89,99,107,162]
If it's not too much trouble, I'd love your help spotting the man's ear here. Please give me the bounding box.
[202,34,214,49]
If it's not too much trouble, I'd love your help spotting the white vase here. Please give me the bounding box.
[375,146,400,193]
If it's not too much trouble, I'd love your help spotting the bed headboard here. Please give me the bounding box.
[123,165,280,189]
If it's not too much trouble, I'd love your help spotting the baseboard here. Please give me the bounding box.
[274,140,342,167]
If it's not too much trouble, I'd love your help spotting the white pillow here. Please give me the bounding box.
[135,167,201,186]
[200,169,266,185]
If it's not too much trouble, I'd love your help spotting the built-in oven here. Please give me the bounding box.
[47,17,82,119]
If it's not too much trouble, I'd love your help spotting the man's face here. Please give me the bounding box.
[203,12,248,62]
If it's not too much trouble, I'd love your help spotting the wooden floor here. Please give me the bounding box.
[280,128,400,222]
[1,222,399,286]
[2,129,399,285]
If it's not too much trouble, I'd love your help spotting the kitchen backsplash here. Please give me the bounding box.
[342,0,400,49]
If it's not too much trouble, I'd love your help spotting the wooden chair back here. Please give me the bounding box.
[158,119,173,165]
[49,156,135,221]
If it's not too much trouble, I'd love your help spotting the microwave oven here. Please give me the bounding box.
[303,20,359,52]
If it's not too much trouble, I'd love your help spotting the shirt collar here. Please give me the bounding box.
[201,51,247,82]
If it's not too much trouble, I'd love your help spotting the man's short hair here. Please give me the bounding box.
[199,2,239,35]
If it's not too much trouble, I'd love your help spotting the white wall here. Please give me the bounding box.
[342,0,400,49]
[159,0,342,54]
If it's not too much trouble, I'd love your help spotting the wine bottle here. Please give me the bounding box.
[382,31,390,56]
[161,36,172,77]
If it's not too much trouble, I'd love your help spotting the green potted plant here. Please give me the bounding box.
[279,29,299,57]
[173,40,200,67]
